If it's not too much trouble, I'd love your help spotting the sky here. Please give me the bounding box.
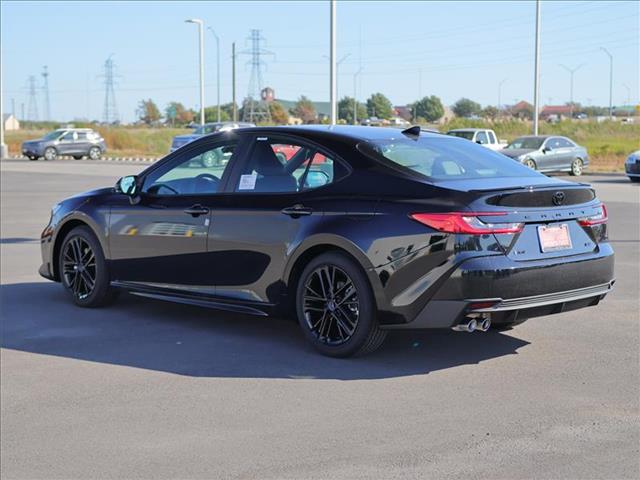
[1,0,638,123]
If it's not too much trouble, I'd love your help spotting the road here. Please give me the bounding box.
[1,159,639,479]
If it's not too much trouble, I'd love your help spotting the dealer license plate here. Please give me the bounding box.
[538,224,572,252]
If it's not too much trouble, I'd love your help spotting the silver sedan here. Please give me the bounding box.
[501,135,589,176]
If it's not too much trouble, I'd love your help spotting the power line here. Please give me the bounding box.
[100,54,119,124]
[41,66,51,121]
[27,75,38,121]
[241,29,273,123]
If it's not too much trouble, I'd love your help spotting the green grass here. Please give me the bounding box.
[6,120,639,171]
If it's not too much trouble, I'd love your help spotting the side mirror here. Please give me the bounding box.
[543,146,552,153]
[476,140,484,145]
[116,175,139,197]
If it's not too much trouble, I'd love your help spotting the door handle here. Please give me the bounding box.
[281,204,313,218]
[184,204,210,217]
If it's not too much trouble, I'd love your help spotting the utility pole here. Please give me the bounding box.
[208,27,221,122]
[600,47,613,120]
[329,0,337,125]
[27,75,39,121]
[232,42,237,121]
[0,53,6,159]
[11,98,15,117]
[41,65,51,121]
[186,19,205,126]
[533,0,541,135]
[101,55,119,124]
[559,63,585,118]
[353,67,363,125]
[498,78,507,111]
[21,103,25,121]
[623,83,631,118]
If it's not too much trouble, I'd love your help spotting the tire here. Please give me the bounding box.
[73,155,84,160]
[524,158,536,170]
[295,252,387,357]
[28,156,38,161]
[630,177,640,183]
[58,226,116,308]
[570,158,583,176]
[88,146,101,160]
[43,147,57,161]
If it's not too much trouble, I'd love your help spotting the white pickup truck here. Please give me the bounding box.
[446,128,508,151]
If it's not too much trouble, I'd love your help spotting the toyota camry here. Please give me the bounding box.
[39,126,615,357]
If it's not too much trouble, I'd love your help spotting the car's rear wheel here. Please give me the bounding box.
[59,226,115,307]
[570,158,583,176]
[524,158,536,170]
[44,147,57,161]
[88,146,102,160]
[296,252,387,357]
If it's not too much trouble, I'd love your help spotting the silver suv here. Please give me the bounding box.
[22,128,106,161]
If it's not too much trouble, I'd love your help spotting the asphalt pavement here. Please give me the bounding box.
[1,158,639,479]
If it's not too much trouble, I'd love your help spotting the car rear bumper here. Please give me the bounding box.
[625,163,640,176]
[379,243,615,329]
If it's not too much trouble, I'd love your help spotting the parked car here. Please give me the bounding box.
[170,122,255,153]
[22,128,106,161]
[625,150,640,182]
[446,128,507,151]
[39,126,614,357]
[501,135,588,176]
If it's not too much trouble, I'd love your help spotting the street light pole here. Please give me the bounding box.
[559,63,585,118]
[232,42,237,121]
[186,18,205,126]
[208,27,221,123]
[353,67,363,125]
[498,77,507,111]
[533,0,541,135]
[329,0,337,125]
[600,47,613,120]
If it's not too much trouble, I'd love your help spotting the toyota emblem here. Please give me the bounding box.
[552,191,566,206]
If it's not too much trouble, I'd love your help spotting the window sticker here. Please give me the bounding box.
[238,173,258,190]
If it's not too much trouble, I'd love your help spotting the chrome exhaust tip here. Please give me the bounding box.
[478,317,491,332]
[452,318,477,333]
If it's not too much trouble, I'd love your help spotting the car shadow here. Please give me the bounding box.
[1,282,529,380]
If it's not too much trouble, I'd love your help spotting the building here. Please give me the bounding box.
[540,105,572,121]
[509,101,534,120]
[3,114,20,131]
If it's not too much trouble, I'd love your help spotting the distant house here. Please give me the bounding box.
[3,114,20,131]
[509,101,534,120]
[393,106,412,121]
[540,105,572,121]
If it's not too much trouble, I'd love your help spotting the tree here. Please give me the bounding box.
[291,96,317,123]
[269,101,289,125]
[481,105,500,120]
[165,102,194,126]
[137,99,161,125]
[204,105,231,123]
[338,96,367,124]
[452,98,482,118]
[366,93,393,119]
[412,95,444,123]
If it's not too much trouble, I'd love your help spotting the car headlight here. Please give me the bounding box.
[626,155,637,164]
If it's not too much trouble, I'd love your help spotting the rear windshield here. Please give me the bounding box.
[506,137,544,149]
[446,131,474,140]
[361,136,541,181]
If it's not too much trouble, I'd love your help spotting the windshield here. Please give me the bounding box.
[362,136,541,181]
[42,130,64,141]
[193,124,221,135]
[447,131,474,140]
[506,137,544,150]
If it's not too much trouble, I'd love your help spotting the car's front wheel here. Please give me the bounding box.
[296,252,387,357]
[88,146,102,160]
[524,158,537,170]
[570,158,584,176]
[44,147,57,161]
[59,226,115,307]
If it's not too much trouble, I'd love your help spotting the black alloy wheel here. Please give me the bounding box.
[59,226,115,307]
[296,252,387,357]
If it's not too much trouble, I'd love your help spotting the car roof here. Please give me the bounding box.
[514,135,552,140]
[235,125,442,143]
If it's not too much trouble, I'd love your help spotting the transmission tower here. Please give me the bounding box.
[241,29,273,123]
[100,55,119,124]
[27,76,39,121]
[41,65,51,121]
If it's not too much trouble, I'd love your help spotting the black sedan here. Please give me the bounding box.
[39,126,615,357]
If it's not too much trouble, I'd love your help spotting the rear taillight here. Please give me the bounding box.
[410,212,524,235]
[578,204,608,226]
